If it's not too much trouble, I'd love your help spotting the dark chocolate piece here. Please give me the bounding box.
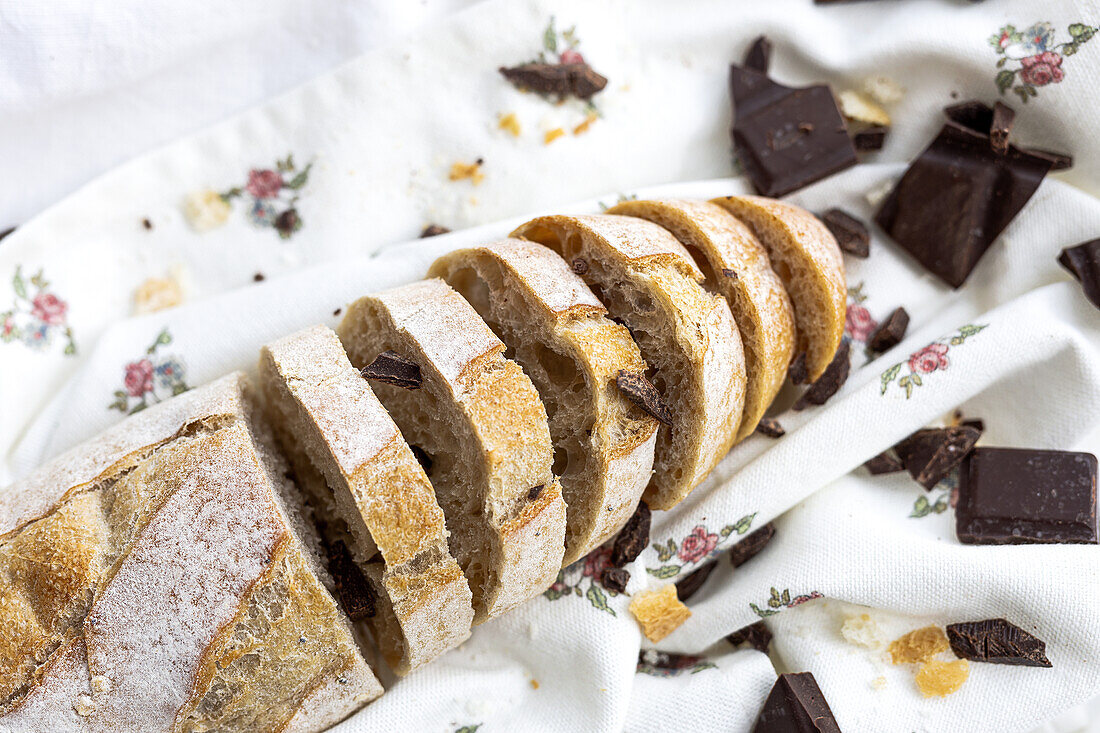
[729,40,856,197]
[730,523,776,568]
[361,350,422,390]
[875,101,1056,288]
[956,447,1098,545]
[820,208,870,258]
[852,125,887,151]
[989,102,1015,156]
[960,418,985,433]
[571,257,589,275]
[727,621,773,653]
[946,618,1052,667]
[410,445,433,473]
[611,501,651,567]
[755,417,785,438]
[894,426,981,490]
[420,224,451,238]
[601,567,630,594]
[616,371,673,427]
[332,307,343,317]
[867,307,909,353]
[752,672,841,733]
[864,450,904,475]
[1029,148,1073,171]
[1058,238,1100,310]
[499,62,607,100]
[325,540,376,621]
[528,484,544,501]
[675,561,716,602]
[253,272,265,282]
[792,340,850,410]
[142,218,153,230]
[788,352,809,385]
[744,36,772,73]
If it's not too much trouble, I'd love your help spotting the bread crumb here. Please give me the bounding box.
[183,190,231,232]
[90,675,112,694]
[133,275,183,315]
[889,625,949,665]
[544,128,566,145]
[916,659,969,697]
[864,179,896,208]
[863,76,905,105]
[498,112,521,137]
[74,694,95,717]
[629,584,691,642]
[530,679,540,690]
[872,675,887,690]
[448,160,485,185]
[838,90,891,127]
[573,113,598,136]
[841,613,886,649]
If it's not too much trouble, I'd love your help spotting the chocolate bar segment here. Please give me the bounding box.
[1058,238,1100,311]
[946,618,1051,667]
[752,672,841,733]
[894,426,981,490]
[956,447,1098,545]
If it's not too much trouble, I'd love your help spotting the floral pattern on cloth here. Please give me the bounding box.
[543,545,620,615]
[910,470,960,519]
[108,328,190,415]
[636,650,716,678]
[879,324,988,399]
[453,726,480,733]
[749,588,824,619]
[646,514,757,580]
[990,22,1097,103]
[1,266,76,355]
[185,155,312,238]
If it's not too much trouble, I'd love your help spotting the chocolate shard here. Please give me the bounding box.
[792,340,850,410]
[1058,238,1100,311]
[0,226,16,242]
[853,125,887,151]
[960,418,985,433]
[361,350,422,390]
[616,370,673,427]
[755,417,785,438]
[727,621,773,653]
[867,307,909,353]
[675,561,716,602]
[1028,148,1073,171]
[499,62,608,100]
[730,523,776,568]
[325,540,376,621]
[956,447,1098,545]
[752,672,841,733]
[989,102,1015,156]
[729,41,857,197]
[894,425,981,490]
[864,450,904,475]
[788,352,809,385]
[820,208,870,258]
[420,224,450,238]
[601,567,630,594]
[744,35,772,73]
[611,501,651,567]
[527,484,544,501]
[875,100,1056,288]
[946,618,1052,667]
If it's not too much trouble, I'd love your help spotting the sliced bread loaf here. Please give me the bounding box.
[607,199,796,440]
[710,195,846,382]
[338,279,567,623]
[428,240,659,565]
[258,325,474,676]
[511,215,745,510]
[0,373,382,733]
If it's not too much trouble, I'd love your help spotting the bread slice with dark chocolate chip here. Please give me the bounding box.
[429,240,658,565]
[511,214,745,510]
[338,279,566,623]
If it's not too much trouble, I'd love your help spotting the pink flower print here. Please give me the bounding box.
[678,526,719,564]
[908,343,949,375]
[31,292,67,325]
[1018,52,1064,86]
[124,359,155,397]
[245,169,283,199]
[845,304,877,343]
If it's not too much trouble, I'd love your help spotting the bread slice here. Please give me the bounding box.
[511,215,745,510]
[258,325,474,676]
[0,373,382,733]
[428,240,659,565]
[338,279,566,623]
[607,199,796,440]
[710,195,846,382]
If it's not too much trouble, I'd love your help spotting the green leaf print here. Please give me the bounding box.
[647,565,681,580]
[586,583,615,615]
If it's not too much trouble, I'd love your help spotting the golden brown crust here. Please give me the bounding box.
[628,584,692,642]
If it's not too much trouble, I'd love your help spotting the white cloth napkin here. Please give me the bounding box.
[2,0,1100,731]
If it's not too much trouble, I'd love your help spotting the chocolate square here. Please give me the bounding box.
[956,447,1098,545]
[752,672,840,732]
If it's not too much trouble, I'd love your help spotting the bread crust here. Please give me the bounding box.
[338,279,566,623]
[429,241,658,565]
[608,199,796,441]
[0,374,382,732]
[258,325,474,675]
[512,215,745,510]
[710,195,846,382]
